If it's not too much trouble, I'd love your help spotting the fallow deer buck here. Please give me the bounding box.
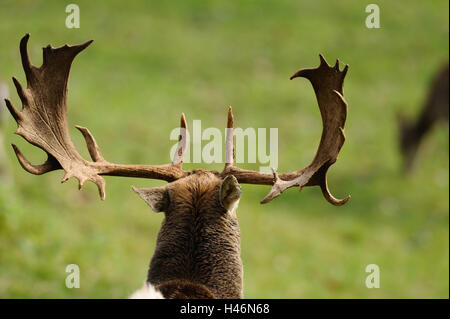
[5,34,350,299]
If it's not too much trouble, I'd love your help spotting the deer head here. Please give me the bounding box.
[5,34,350,298]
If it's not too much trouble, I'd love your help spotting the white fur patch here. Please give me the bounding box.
[228,198,240,214]
[129,282,164,299]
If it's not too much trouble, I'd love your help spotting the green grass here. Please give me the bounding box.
[0,0,448,298]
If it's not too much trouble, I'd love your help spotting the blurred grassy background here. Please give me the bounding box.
[0,0,448,298]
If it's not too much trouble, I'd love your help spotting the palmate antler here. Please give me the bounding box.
[221,55,350,205]
[6,34,349,206]
[6,34,188,200]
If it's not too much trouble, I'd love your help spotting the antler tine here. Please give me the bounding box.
[224,106,235,169]
[4,98,22,122]
[318,163,351,206]
[19,33,32,82]
[172,113,188,167]
[11,143,61,175]
[75,125,105,162]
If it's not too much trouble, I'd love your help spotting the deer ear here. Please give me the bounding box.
[132,186,169,213]
[220,175,242,212]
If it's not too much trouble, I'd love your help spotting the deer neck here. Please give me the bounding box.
[146,214,243,298]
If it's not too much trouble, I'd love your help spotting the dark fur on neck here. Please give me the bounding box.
[156,279,217,299]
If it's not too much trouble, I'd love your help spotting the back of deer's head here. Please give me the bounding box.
[133,171,243,298]
[6,34,350,298]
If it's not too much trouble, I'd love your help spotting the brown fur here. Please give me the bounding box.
[145,170,243,299]
[156,279,217,299]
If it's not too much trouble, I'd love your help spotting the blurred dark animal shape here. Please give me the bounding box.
[398,64,449,170]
